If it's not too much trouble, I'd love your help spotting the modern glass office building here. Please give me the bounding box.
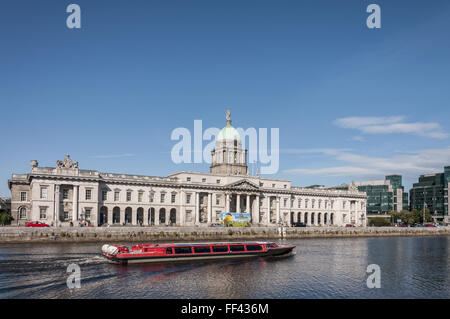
[333,175,408,215]
[409,166,450,222]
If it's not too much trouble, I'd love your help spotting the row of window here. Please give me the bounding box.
[27,187,363,210]
[18,207,91,220]
[164,244,263,255]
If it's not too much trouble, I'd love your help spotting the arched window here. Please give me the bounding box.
[19,207,27,219]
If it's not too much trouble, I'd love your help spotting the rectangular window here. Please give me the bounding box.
[39,207,47,219]
[160,193,165,203]
[212,246,228,253]
[85,208,91,221]
[174,247,192,254]
[20,192,27,202]
[194,246,211,254]
[216,195,221,205]
[85,189,92,200]
[114,191,119,201]
[149,192,154,203]
[186,177,191,182]
[186,210,192,222]
[230,245,245,252]
[202,178,206,183]
[216,179,221,184]
[138,192,143,202]
[246,245,262,251]
[171,194,176,204]
[284,199,287,207]
[63,189,69,200]
[186,194,191,204]
[126,191,131,202]
[102,190,107,201]
[63,211,69,221]
[40,187,47,199]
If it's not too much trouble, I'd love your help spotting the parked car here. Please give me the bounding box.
[425,224,436,228]
[26,221,50,227]
[292,222,306,227]
[209,223,223,227]
[345,224,355,227]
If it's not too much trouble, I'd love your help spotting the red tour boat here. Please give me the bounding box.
[101,241,295,264]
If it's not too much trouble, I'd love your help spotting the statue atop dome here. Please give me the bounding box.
[226,109,231,126]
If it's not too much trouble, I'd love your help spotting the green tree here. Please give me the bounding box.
[390,209,432,225]
[0,202,13,226]
[368,217,391,227]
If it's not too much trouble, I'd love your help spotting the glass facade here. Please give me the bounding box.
[410,166,450,218]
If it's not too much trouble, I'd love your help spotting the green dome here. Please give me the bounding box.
[217,124,241,141]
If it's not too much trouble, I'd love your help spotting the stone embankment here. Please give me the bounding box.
[0,226,449,243]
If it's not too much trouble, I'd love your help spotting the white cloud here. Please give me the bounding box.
[283,147,450,179]
[334,116,448,139]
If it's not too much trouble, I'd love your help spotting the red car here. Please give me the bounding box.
[345,224,355,227]
[26,221,50,227]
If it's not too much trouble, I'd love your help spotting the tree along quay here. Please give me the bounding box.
[0,226,449,244]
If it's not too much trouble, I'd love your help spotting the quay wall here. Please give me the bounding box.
[0,226,450,243]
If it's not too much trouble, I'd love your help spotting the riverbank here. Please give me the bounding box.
[0,226,449,243]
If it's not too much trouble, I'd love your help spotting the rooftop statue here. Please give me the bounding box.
[56,154,78,169]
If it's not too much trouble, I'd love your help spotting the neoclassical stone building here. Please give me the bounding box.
[8,112,367,227]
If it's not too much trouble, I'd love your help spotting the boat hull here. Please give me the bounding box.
[103,245,295,264]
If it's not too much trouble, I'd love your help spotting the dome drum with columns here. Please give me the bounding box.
[210,109,248,175]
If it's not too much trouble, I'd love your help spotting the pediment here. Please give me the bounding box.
[226,179,260,190]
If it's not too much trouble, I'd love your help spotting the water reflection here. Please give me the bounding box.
[0,236,449,298]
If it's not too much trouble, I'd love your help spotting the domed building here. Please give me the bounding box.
[210,109,248,175]
[8,110,367,228]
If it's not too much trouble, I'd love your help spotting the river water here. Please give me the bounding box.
[0,236,449,299]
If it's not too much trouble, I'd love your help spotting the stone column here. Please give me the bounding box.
[236,194,241,213]
[132,208,137,225]
[143,209,149,226]
[180,190,185,226]
[120,208,125,225]
[276,197,280,224]
[195,192,200,225]
[226,193,230,212]
[246,194,250,213]
[207,193,212,224]
[72,185,78,222]
[55,185,60,224]
[253,195,260,225]
[108,208,113,226]
[155,209,160,225]
[266,196,271,225]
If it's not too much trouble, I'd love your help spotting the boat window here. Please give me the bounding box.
[230,245,245,252]
[212,246,228,253]
[194,246,211,254]
[166,248,173,254]
[174,247,193,254]
[246,245,263,251]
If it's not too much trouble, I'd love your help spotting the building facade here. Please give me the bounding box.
[409,166,450,223]
[8,112,367,227]
[330,175,408,215]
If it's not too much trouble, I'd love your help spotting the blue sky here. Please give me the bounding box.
[1,0,450,196]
